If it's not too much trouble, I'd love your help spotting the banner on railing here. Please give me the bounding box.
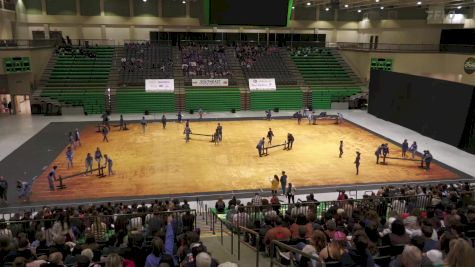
[192,79,228,87]
[249,78,276,91]
[145,79,175,92]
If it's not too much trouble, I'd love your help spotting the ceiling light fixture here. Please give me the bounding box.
[375,0,380,2]
[357,9,362,13]
[182,0,186,3]
[307,2,311,6]
[417,1,422,5]
[344,4,349,8]
[325,7,330,11]
[292,6,295,9]
[380,6,384,9]
[457,5,462,9]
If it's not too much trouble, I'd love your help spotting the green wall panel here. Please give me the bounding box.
[23,0,42,14]
[162,0,185,17]
[46,0,76,15]
[104,0,130,16]
[134,0,158,16]
[80,0,100,16]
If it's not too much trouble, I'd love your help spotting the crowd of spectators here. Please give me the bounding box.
[180,43,232,79]
[54,46,97,59]
[234,43,279,69]
[120,42,173,79]
[0,199,237,267]
[288,46,331,57]
[215,182,475,267]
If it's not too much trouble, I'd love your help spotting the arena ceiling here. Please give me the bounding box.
[292,0,475,10]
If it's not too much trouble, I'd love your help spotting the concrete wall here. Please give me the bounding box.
[340,50,475,86]
[0,47,53,92]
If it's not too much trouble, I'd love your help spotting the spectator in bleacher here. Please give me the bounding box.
[105,253,123,267]
[319,231,347,263]
[340,230,374,267]
[382,219,411,246]
[263,218,291,246]
[89,214,107,242]
[215,198,225,213]
[251,192,262,206]
[232,206,249,228]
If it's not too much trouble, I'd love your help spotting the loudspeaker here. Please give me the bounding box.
[84,111,88,116]
[231,108,236,113]
[274,107,279,112]
[189,109,194,114]
[144,110,149,115]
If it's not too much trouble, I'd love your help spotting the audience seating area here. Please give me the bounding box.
[41,46,114,114]
[116,87,176,113]
[181,44,234,86]
[250,88,303,111]
[237,44,296,85]
[120,43,173,86]
[291,47,361,109]
[185,87,241,112]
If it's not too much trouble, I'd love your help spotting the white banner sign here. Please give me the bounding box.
[145,79,175,92]
[192,79,229,87]
[249,78,276,91]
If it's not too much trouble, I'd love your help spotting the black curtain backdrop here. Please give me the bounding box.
[368,70,475,150]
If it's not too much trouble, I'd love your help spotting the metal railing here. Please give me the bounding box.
[270,240,321,267]
[0,39,57,49]
[336,42,475,53]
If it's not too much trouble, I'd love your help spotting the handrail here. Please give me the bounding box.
[238,226,260,266]
[270,240,320,267]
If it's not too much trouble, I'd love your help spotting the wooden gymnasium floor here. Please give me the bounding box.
[31,119,459,202]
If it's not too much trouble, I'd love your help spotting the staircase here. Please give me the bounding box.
[329,48,364,86]
[172,47,185,112]
[107,46,122,113]
[31,53,63,108]
[225,48,249,110]
[278,48,307,89]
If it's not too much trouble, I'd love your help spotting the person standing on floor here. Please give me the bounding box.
[0,176,8,204]
[270,175,279,195]
[375,144,383,164]
[409,141,418,159]
[85,153,93,175]
[47,166,57,191]
[140,116,147,134]
[104,154,114,175]
[297,111,302,125]
[266,110,272,121]
[216,123,223,141]
[68,132,75,148]
[17,180,31,202]
[424,150,433,170]
[267,128,274,146]
[286,183,296,204]
[161,114,167,129]
[74,128,81,147]
[339,140,344,158]
[354,151,361,175]
[256,137,265,157]
[119,115,125,131]
[66,146,74,169]
[94,147,103,170]
[102,126,109,142]
[184,126,192,143]
[198,107,203,119]
[177,111,183,123]
[280,171,287,196]
[382,143,389,164]
[286,133,295,150]
[402,139,409,158]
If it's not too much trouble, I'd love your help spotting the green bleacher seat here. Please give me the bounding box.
[185,87,241,112]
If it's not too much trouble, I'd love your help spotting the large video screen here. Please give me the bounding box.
[209,0,290,26]
[368,70,475,148]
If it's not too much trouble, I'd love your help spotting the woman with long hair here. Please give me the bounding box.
[319,231,348,262]
[445,238,475,267]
